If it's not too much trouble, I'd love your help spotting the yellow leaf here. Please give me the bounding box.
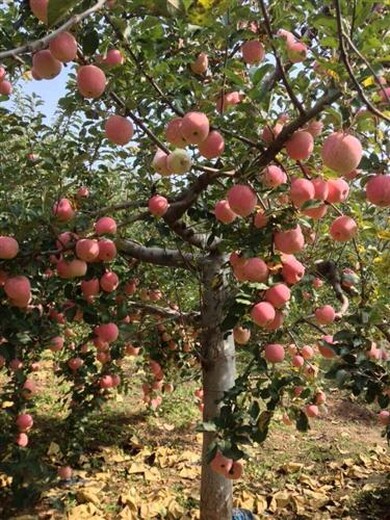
[76,488,102,506]
[178,467,200,479]
[119,506,138,520]
[47,442,61,457]
[67,504,103,519]
[362,76,376,87]
[128,462,148,474]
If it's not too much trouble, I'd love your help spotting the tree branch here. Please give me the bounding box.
[116,237,196,269]
[0,0,107,60]
[342,30,389,103]
[248,88,342,173]
[127,301,199,322]
[334,0,390,123]
[258,0,306,116]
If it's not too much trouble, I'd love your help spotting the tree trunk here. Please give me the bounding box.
[200,253,236,520]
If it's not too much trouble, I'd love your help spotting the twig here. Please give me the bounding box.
[0,0,107,60]
[258,0,306,116]
[342,30,390,103]
[334,0,390,123]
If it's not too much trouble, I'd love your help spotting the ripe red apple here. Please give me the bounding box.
[241,40,265,64]
[210,451,233,476]
[125,344,140,356]
[0,236,19,259]
[306,120,323,137]
[152,149,171,176]
[227,185,257,217]
[214,200,237,224]
[4,276,31,307]
[292,354,304,368]
[226,461,243,480]
[251,301,276,327]
[81,278,100,299]
[262,121,284,144]
[254,210,269,228]
[77,65,106,98]
[95,216,117,235]
[49,336,64,352]
[315,305,335,324]
[95,322,119,343]
[290,178,315,208]
[165,118,187,148]
[102,49,124,67]
[32,50,62,79]
[242,257,269,282]
[264,343,285,363]
[58,466,72,480]
[29,0,48,23]
[274,225,305,254]
[16,433,29,447]
[378,410,390,425]
[311,177,329,200]
[305,404,319,418]
[281,254,305,285]
[99,375,114,389]
[365,174,390,207]
[318,335,336,358]
[264,310,284,331]
[326,178,349,203]
[301,345,314,360]
[262,165,287,188]
[180,112,210,145]
[302,204,328,220]
[52,198,75,221]
[49,32,77,62]
[321,132,362,175]
[148,195,169,217]
[0,80,12,95]
[330,215,358,242]
[98,239,117,261]
[285,131,314,160]
[68,357,84,371]
[105,115,134,145]
[198,130,225,159]
[16,413,33,432]
[100,271,119,292]
[264,283,291,308]
[314,391,326,405]
[216,91,242,113]
[57,259,87,279]
[75,239,99,262]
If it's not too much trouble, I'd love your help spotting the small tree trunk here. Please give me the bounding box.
[199,254,236,520]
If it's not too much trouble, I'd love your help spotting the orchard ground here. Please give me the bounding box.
[0,356,389,520]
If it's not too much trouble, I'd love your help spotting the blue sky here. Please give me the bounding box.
[5,67,70,122]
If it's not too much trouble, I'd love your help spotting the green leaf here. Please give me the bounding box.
[81,29,100,55]
[47,0,83,26]
[197,421,217,432]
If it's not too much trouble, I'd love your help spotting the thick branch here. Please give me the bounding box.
[0,0,107,60]
[334,0,390,123]
[249,88,342,173]
[116,238,195,269]
[127,301,199,322]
